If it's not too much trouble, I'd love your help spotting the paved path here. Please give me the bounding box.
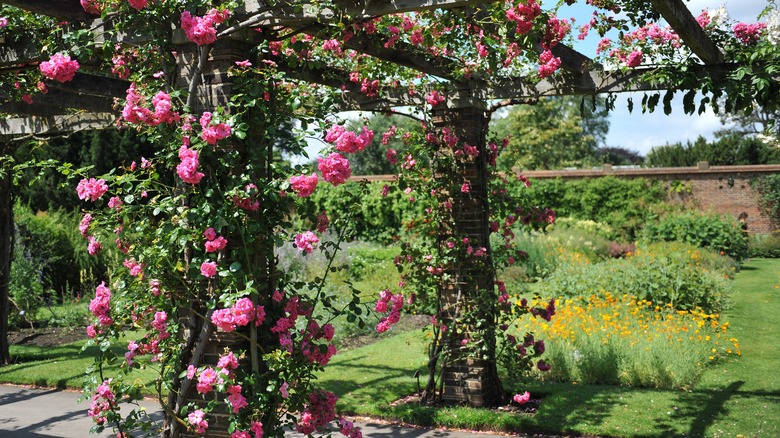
[0,385,511,438]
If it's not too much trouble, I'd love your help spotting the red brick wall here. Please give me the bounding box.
[521,163,780,234]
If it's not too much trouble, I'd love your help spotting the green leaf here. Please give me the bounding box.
[229,262,242,273]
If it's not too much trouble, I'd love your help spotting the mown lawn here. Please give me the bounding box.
[2,259,778,437]
[318,258,780,437]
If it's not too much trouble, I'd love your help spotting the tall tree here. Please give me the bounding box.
[716,104,780,146]
[491,95,610,170]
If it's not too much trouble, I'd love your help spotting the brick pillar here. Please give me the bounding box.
[432,105,503,407]
[169,32,275,438]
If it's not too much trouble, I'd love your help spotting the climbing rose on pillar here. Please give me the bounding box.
[40,53,79,83]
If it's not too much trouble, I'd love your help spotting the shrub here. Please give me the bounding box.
[8,233,45,329]
[753,174,780,224]
[523,176,667,239]
[13,204,78,299]
[641,211,748,261]
[540,242,735,313]
[518,293,739,390]
[748,233,780,258]
[547,217,617,240]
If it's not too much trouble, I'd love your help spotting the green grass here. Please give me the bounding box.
[317,258,780,437]
[0,336,158,392]
[2,259,778,437]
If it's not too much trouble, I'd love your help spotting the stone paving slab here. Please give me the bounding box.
[0,385,514,438]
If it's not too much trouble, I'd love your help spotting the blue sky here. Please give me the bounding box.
[559,0,771,155]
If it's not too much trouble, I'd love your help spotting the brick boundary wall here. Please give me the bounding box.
[350,163,780,234]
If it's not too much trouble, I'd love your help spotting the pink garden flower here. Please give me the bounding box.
[513,391,531,404]
[177,145,204,184]
[76,178,108,202]
[317,153,352,186]
[200,261,217,277]
[40,53,79,83]
[200,112,231,145]
[187,409,209,434]
[181,9,230,45]
[128,0,148,10]
[80,0,102,14]
[204,235,228,253]
[289,173,319,197]
[294,231,320,254]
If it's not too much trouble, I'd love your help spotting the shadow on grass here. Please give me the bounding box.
[328,353,780,438]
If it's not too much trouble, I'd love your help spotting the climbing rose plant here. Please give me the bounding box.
[1,0,779,436]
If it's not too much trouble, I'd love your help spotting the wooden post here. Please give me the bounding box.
[0,142,13,366]
[431,104,503,407]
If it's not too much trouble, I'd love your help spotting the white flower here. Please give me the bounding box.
[709,5,730,29]
[766,9,780,46]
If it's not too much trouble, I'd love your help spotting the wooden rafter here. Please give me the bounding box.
[244,0,491,26]
[649,0,724,64]
[304,24,462,82]
[0,112,116,139]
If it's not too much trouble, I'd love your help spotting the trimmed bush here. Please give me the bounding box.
[641,211,748,261]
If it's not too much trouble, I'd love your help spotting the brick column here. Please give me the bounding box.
[170,32,275,438]
[431,105,503,407]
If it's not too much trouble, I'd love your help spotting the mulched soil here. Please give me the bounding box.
[8,327,87,348]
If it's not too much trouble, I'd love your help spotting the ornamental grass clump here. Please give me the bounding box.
[518,292,740,390]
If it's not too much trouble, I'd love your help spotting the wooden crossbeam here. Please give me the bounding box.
[0,112,115,138]
[243,0,492,26]
[0,0,92,21]
[649,0,723,64]
[303,24,461,82]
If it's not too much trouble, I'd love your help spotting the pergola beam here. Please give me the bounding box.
[242,0,492,26]
[0,112,116,138]
[0,0,91,21]
[649,0,724,64]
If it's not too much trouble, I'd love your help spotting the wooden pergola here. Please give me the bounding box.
[0,0,769,419]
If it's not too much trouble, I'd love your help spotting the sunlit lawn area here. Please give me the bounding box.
[317,258,780,437]
[1,259,778,437]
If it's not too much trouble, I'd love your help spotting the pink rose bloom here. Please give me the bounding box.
[625,50,643,67]
[196,367,218,394]
[87,236,102,256]
[79,213,92,237]
[187,409,209,434]
[204,235,227,253]
[76,178,108,202]
[232,432,251,438]
[203,228,217,241]
[294,231,319,254]
[181,9,230,45]
[513,391,531,404]
[108,196,123,210]
[227,385,248,413]
[250,421,263,438]
[127,0,148,11]
[40,53,79,83]
[317,153,352,186]
[177,145,204,184]
[80,0,102,14]
[200,261,217,277]
[289,173,319,197]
